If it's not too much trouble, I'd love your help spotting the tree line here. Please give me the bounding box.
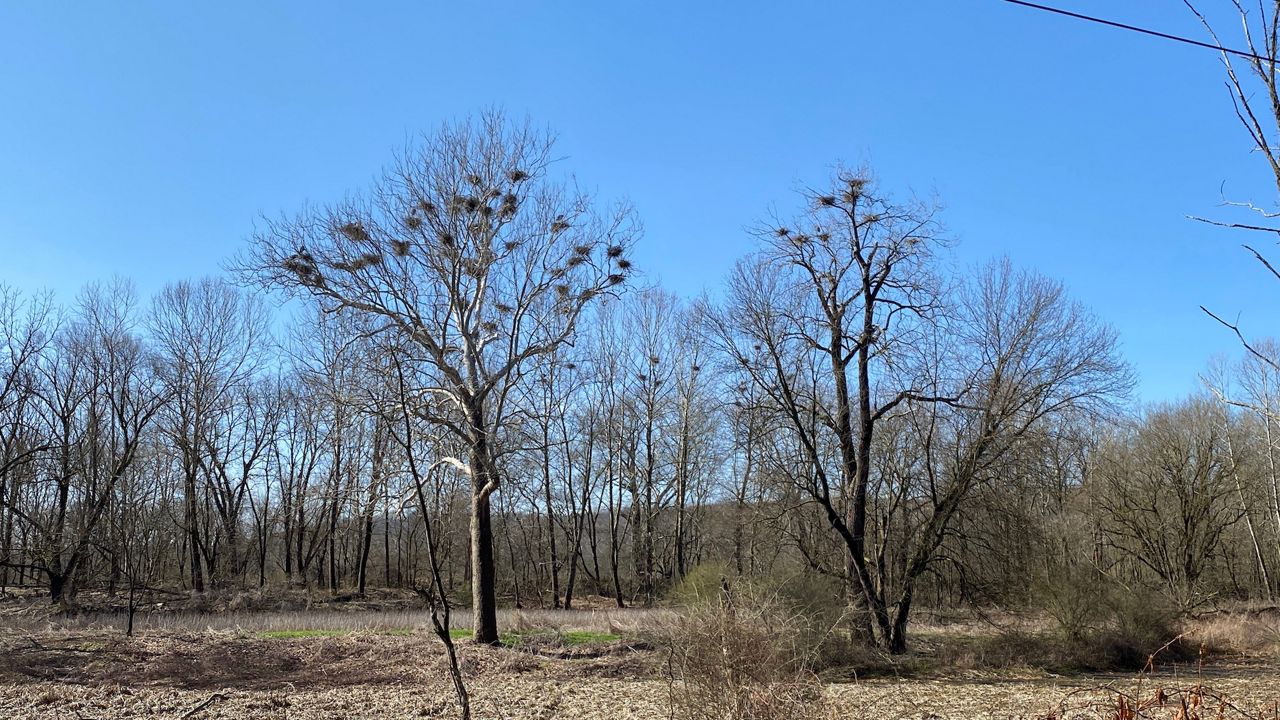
[1,113,1276,653]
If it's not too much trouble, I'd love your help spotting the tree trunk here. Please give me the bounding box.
[542,439,561,608]
[470,482,499,645]
[185,467,204,593]
[49,571,67,606]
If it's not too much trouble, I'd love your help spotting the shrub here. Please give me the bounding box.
[657,577,833,720]
[1035,559,1108,643]
[1037,568,1190,671]
[667,562,734,608]
[1083,590,1189,670]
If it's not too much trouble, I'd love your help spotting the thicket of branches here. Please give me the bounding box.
[1,113,1277,656]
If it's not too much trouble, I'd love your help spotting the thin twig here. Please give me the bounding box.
[180,692,227,719]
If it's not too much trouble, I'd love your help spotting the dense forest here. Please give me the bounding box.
[1,114,1278,656]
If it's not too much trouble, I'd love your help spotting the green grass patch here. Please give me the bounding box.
[560,630,621,646]
[440,628,620,647]
[500,630,534,647]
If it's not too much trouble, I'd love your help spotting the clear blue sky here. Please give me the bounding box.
[0,1,1274,401]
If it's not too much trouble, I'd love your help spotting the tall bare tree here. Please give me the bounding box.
[238,112,638,644]
[150,278,269,591]
[706,169,947,648]
[873,261,1129,650]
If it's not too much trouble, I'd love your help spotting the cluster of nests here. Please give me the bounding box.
[281,170,633,292]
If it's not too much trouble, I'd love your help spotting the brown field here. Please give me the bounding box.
[0,599,1277,719]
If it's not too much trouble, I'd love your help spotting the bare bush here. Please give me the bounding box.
[657,579,833,720]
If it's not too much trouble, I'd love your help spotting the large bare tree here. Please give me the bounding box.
[238,111,638,644]
[706,169,948,648]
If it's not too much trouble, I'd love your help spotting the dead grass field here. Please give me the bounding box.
[0,595,1277,719]
[0,629,1276,719]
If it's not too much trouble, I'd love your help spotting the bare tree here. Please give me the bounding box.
[705,168,947,648]
[385,349,471,720]
[238,111,638,644]
[0,287,55,592]
[4,282,165,605]
[150,278,269,591]
[1203,350,1280,599]
[1186,3,1280,361]
[873,261,1129,650]
[1096,398,1247,609]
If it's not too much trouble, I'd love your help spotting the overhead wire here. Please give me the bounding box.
[1000,0,1273,63]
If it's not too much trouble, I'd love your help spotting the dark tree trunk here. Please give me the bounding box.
[470,480,499,645]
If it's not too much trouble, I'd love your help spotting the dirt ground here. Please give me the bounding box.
[0,630,1277,719]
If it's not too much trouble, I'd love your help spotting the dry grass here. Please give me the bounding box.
[0,603,672,639]
[0,598,1276,718]
[0,661,1277,719]
[1185,608,1280,660]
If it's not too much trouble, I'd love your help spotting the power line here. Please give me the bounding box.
[1001,0,1273,63]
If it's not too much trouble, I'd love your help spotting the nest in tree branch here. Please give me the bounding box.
[333,253,383,272]
[508,168,529,183]
[616,259,632,271]
[842,178,868,204]
[606,244,624,258]
[607,273,625,286]
[817,196,837,207]
[339,221,372,243]
[390,240,411,257]
[499,204,518,220]
[282,255,316,279]
[404,215,423,231]
[466,174,483,185]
